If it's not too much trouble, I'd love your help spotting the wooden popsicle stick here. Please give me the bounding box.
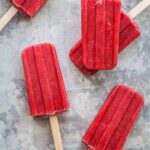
[128,0,150,19]
[49,116,63,150]
[0,6,18,31]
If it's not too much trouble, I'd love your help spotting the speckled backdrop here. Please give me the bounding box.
[0,0,150,150]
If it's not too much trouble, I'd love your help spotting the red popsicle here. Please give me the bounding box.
[0,0,47,31]
[82,0,121,70]
[69,12,140,76]
[22,43,69,149]
[83,85,144,150]
[22,43,69,116]
[10,0,46,16]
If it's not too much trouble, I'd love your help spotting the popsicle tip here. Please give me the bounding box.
[114,84,144,105]
[22,42,55,53]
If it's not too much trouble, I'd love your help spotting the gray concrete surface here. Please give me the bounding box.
[0,0,150,149]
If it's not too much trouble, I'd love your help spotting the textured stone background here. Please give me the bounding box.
[0,0,150,149]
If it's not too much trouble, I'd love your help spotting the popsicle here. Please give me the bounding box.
[83,85,144,150]
[82,0,121,70]
[69,11,140,76]
[69,0,150,76]
[22,43,69,150]
[0,0,46,31]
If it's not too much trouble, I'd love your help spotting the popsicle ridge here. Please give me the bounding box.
[111,0,121,68]
[49,44,69,111]
[22,46,46,116]
[83,0,96,68]
[33,45,55,114]
[104,0,120,69]
[95,0,105,69]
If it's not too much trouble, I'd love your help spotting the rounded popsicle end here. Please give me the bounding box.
[69,40,82,58]
[22,43,55,55]
[83,60,118,70]
[113,84,144,106]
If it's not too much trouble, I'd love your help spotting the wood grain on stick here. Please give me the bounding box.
[128,0,150,19]
[0,6,18,31]
[49,116,63,150]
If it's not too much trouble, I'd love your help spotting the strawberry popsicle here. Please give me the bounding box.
[82,0,121,70]
[69,11,140,76]
[22,43,69,117]
[83,85,144,150]
[22,43,69,150]
[0,0,47,31]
